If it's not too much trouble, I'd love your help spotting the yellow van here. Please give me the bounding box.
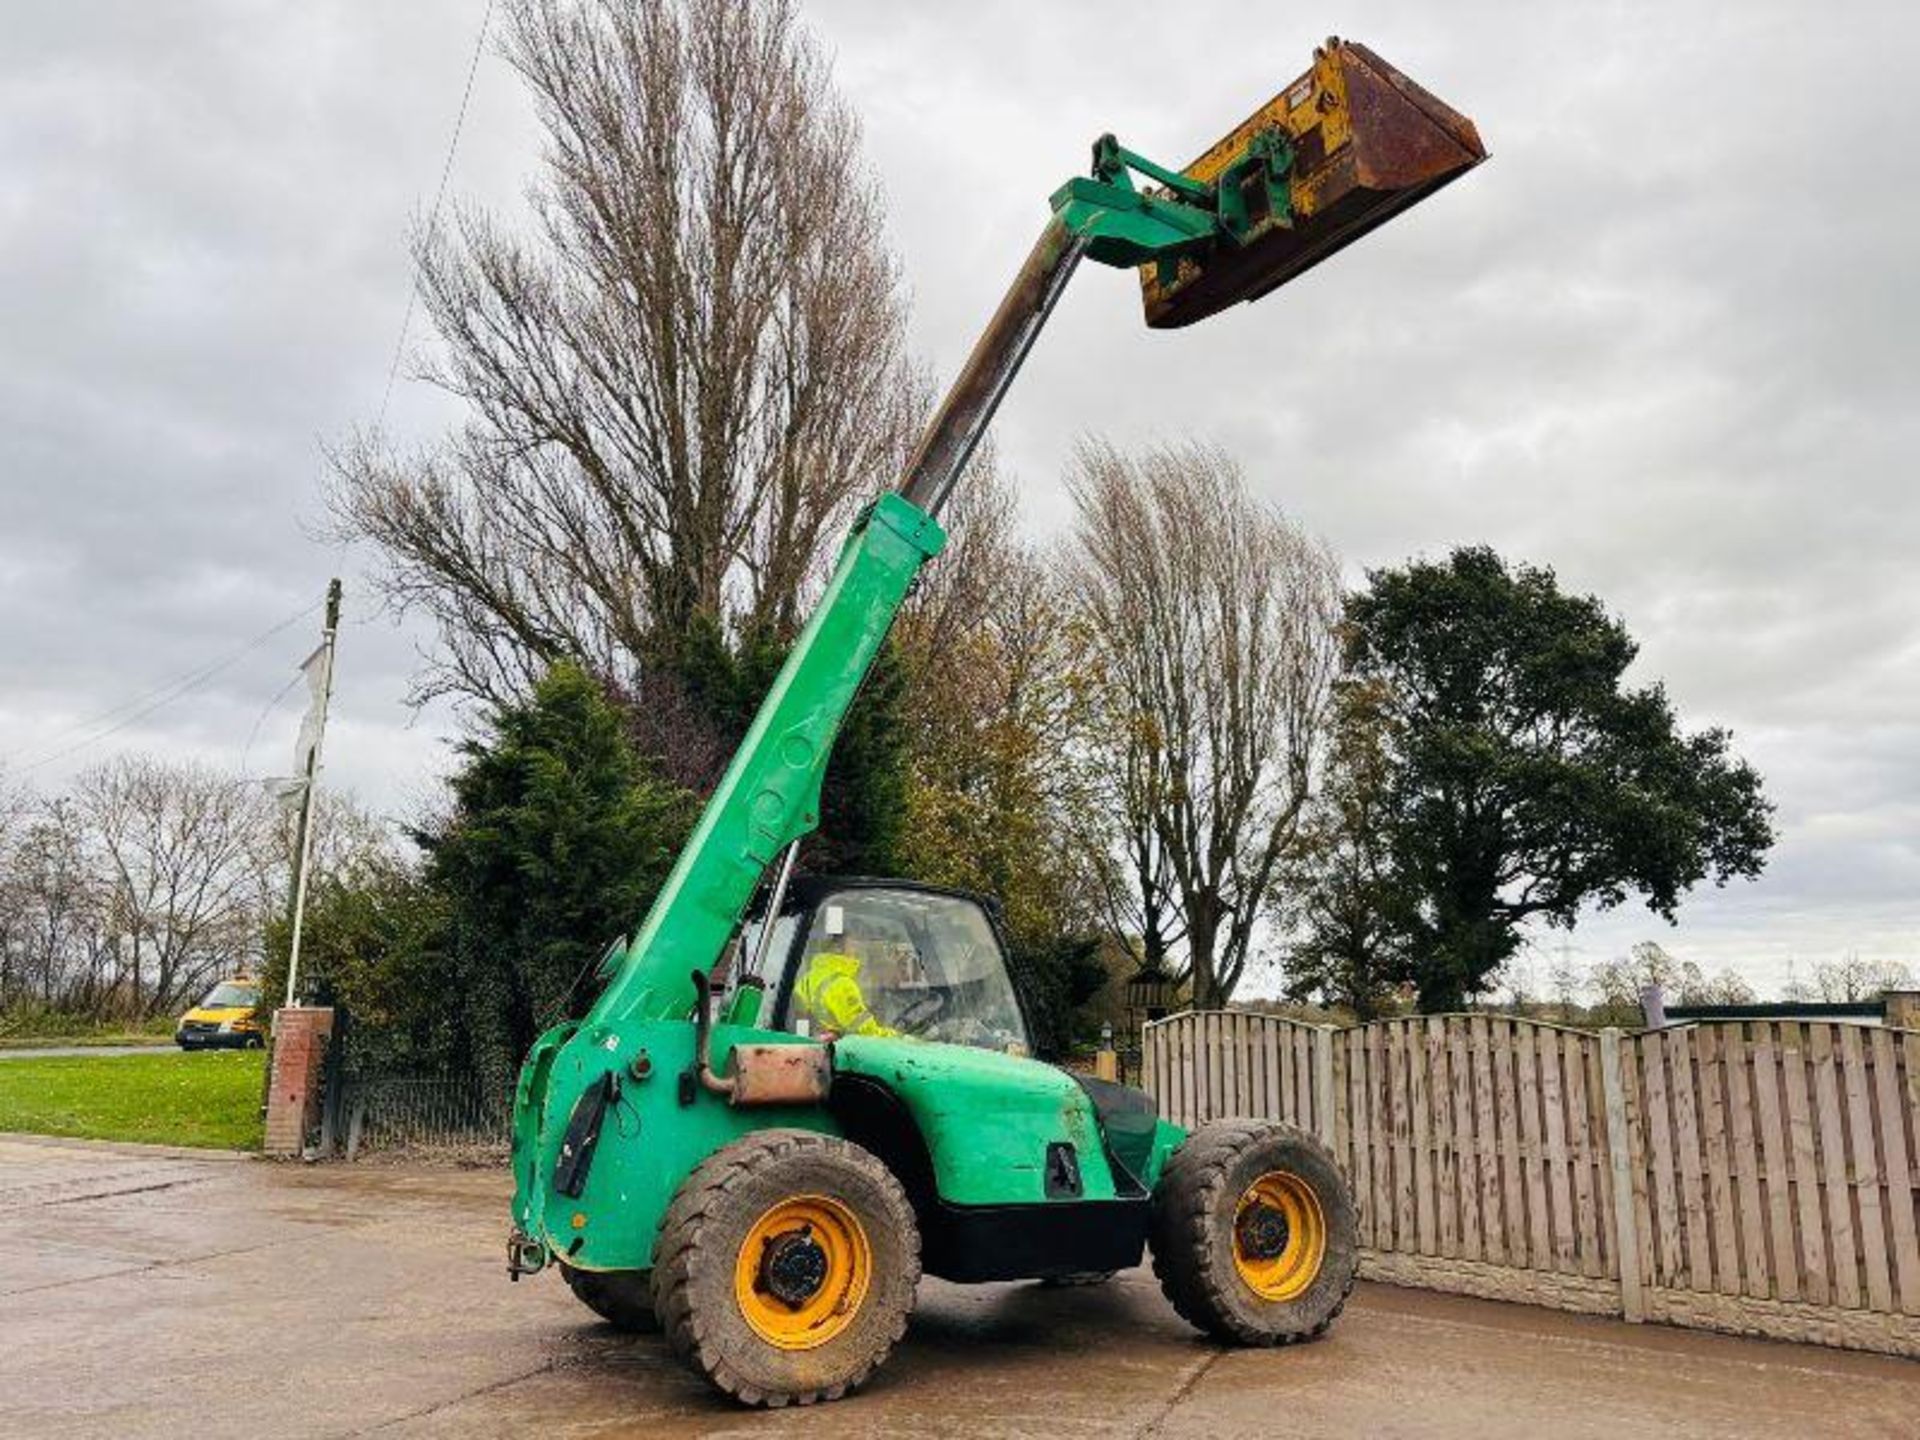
[175,977,264,1050]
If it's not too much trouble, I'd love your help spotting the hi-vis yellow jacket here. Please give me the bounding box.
[791,952,897,1038]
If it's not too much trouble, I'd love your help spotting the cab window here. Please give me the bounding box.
[200,981,258,1009]
[781,889,1030,1054]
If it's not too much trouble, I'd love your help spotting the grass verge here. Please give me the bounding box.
[0,1033,177,1051]
[0,1050,264,1150]
[0,1012,176,1048]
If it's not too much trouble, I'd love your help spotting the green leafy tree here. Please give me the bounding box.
[1003,933,1109,1060]
[1344,547,1774,1013]
[426,664,696,1092]
[262,854,457,1076]
[618,613,910,877]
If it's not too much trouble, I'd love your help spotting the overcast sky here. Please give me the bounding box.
[2,1,1915,996]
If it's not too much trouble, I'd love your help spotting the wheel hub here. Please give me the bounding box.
[733,1194,874,1351]
[760,1230,830,1307]
[1231,1169,1326,1302]
[1235,1202,1291,1261]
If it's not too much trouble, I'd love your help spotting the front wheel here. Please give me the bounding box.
[1149,1119,1357,1346]
[651,1130,920,1407]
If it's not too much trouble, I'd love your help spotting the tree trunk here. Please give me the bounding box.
[1416,976,1465,1013]
[1188,909,1224,1009]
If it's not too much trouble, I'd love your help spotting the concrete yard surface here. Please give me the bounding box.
[3,1134,1915,1438]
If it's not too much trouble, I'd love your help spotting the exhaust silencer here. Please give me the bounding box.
[1141,39,1486,328]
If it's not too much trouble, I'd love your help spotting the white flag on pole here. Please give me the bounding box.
[291,642,328,777]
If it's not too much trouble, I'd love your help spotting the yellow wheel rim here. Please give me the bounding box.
[733,1194,872,1351]
[1232,1170,1326,1302]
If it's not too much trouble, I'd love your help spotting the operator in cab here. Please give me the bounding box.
[791,916,900,1039]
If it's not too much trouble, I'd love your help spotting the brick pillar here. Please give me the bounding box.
[265,1007,335,1156]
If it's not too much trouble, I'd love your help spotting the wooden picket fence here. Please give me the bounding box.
[1142,1010,1920,1357]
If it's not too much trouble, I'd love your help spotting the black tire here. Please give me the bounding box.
[559,1261,659,1333]
[1149,1118,1357,1346]
[651,1130,920,1407]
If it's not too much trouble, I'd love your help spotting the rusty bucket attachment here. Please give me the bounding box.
[1140,39,1485,328]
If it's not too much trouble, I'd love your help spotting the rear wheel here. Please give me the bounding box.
[1149,1119,1357,1345]
[559,1262,658,1332]
[652,1130,919,1407]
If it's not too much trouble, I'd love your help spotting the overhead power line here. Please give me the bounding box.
[375,0,497,433]
[15,15,495,783]
[16,600,323,775]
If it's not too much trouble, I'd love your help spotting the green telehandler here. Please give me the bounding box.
[506,38,1485,1407]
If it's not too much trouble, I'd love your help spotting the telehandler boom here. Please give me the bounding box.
[507,38,1484,1407]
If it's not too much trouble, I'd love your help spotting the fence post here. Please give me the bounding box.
[344,1091,367,1161]
[1314,1024,1339,1150]
[316,1007,351,1158]
[1599,1027,1645,1322]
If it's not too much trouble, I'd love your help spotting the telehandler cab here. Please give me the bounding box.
[506,38,1485,1406]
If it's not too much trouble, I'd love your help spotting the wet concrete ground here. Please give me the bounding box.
[4,1133,1916,1438]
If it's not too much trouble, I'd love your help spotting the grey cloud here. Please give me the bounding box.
[3,0,1914,990]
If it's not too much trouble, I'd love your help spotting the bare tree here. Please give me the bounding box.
[1066,439,1343,1008]
[270,787,400,892]
[4,797,102,1009]
[1592,940,1688,1014]
[892,458,1094,941]
[1588,941,1756,1015]
[0,761,396,1025]
[1078,726,1188,982]
[331,0,919,706]
[1054,529,1188,986]
[895,449,1020,674]
[74,756,276,1017]
[1547,952,1586,1018]
[1808,953,1913,1003]
[0,767,34,1003]
[1685,968,1757,1006]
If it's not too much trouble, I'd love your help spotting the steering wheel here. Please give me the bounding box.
[891,987,950,1032]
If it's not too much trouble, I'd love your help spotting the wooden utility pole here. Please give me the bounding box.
[284,578,341,1007]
